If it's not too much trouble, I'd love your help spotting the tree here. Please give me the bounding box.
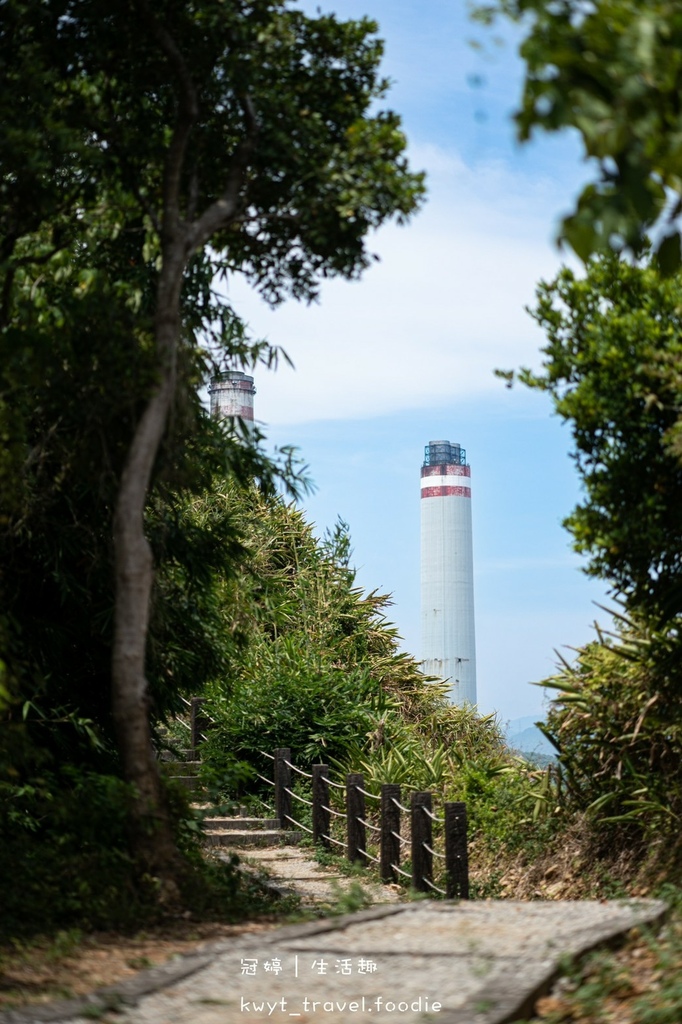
[475,0,682,271]
[519,252,682,619]
[0,227,303,927]
[1,0,424,885]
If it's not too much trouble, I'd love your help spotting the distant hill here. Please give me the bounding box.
[504,715,557,759]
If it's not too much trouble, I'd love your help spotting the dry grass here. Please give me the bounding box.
[0,920,280,1010]
[469,815,682,902]
[527,920,681,1023]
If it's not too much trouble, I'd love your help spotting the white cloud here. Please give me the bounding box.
[223,142,580,426]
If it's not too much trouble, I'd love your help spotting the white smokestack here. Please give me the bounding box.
[420,440,477,705]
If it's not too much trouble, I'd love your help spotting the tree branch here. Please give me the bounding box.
[191,93,259,251]
[133,0,199,242]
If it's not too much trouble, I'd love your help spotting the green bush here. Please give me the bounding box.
[203,652,386,784]
[541,611,682,834]
[0,761,276,938]
[0,767,150,937]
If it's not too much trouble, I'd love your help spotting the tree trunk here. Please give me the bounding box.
[108,5,248,880]
[111,254,187,888]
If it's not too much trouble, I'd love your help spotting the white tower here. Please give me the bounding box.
[208,370,256,425]
[420,440,476,705]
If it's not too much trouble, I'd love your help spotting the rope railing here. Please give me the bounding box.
[322,805,347,819]
[357,847,380,864]
[254,794,274,812]
[187,697,216,750]
[322,833,346,850]
[284,759,313,778]
[283,813,314,835]
[391,863,411,880]
[357,817,382,833]
[179,697,470,901]
[421,805,445,824]
[354,785,380,801]
[284,787,314,807]
[423,842,446,860]
[267,747,470,899]
[422,877,447,896]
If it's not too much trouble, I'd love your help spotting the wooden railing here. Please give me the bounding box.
[264,746,469,899]
[183,697,470,898]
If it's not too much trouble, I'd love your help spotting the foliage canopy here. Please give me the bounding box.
[517,253,682,837]
[476,0,682,271]
[521,252,682,620]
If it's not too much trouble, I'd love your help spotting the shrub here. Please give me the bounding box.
[541,611,682,834]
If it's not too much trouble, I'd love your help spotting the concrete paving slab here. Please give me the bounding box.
[17,897,664,1024]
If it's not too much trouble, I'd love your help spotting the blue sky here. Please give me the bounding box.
[222,0,611,723]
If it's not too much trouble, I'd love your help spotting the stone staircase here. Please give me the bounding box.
[161,747,303,848]
[162,750,203,793]
[201,809,303,848]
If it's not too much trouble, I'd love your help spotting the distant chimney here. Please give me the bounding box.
[420,439,476,705]
[208,370,256,424]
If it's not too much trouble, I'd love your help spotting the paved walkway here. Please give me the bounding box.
[2,896,666,1024]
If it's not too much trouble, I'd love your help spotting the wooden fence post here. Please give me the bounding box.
[312,764,330,850]
[274,748,292,830]
[380,784,401,883]
[346,773,366,865]
[411,791,433,893]
[444,801,469,899]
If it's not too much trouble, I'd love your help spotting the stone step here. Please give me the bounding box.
[163,760,201,777]
[204,829,303,848]
[202,817,280,831]
[174,775,203,791]
[158,748,198,763]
